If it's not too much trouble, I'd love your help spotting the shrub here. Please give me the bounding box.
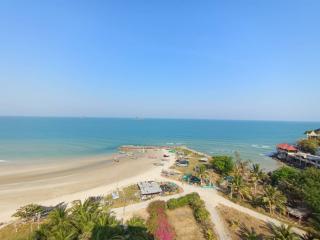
[12,204,45,220]
[147,200,175,240]
[271,166,300,185]
[298,168,320,213]
[194,207,210,224]
[154,215,175,240]
[211,155,234,175]
[166,193,215,239]
[298,139,319,154]
[166,193,198,209]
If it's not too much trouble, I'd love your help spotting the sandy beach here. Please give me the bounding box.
[0,148,174,224]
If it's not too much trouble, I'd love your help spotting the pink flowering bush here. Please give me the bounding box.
[147,200,176,240]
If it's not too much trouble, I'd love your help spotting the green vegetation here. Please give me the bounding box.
[270,166,320,234]
[0,221,37,240]
[10,198,153,240]
[239,225,263,240]
[147,201,175,240]
[297,139,319,155]
[167,193,216,240]
[210,155,234,175]
[262,185,287,215]
[173,147,207,176]
[250,163,265,196]
[104,184,140,208]
[271,166,300,185]
[12,204,45,220]
[298,168,320,213]
[207,150,320,236]
[268,224,300,240]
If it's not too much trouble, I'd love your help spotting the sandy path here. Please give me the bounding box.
[113,175,305,239]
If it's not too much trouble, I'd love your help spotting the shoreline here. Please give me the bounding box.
[0,147,175,224]
[0,144,280,225]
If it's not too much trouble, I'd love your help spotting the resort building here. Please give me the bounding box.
[305,129,320,139]
[276,143,320,168]
[276,143,297,160]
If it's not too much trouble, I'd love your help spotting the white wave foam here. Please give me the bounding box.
[0,160,8,163]
[251,144,271,149]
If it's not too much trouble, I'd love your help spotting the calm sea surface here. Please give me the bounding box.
[0,117,319,170]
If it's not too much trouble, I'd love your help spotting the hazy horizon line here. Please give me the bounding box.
[0,115,319,123]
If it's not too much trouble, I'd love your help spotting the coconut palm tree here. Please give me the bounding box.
[250,163,265,196]
[69,199,102,239]
[229,174,250,199]
[262,185,287,215]
[239,224,263,240]
[237,160,250,175]
[268,223,300,240]
[33,207,77,240]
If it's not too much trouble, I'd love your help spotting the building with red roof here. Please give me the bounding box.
[277,143,297,152]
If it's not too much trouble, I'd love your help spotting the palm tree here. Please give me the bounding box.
[69,199,101,239]
[239,224,263,240]
[262,185,287,215]
[34,206,77,240]
[229,174,250,199]
[250,163,265,196]
[47,206,69,226]
[268,223,300,240]
[237,160,250,175]
[197,164,209,185]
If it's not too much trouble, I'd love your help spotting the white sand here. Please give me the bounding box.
[0,148,176,224]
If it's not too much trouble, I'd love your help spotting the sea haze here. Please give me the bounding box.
[0,117,318,170]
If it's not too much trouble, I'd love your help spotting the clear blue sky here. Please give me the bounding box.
[1,1,319,121]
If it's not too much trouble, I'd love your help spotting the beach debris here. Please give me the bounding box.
[112,191,120,200]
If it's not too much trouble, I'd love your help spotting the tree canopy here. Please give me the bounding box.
[271,166,300,185]
[211,155,234,175]
[297,139,319,155]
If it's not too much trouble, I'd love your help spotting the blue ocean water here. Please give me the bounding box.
[0,117,319,170]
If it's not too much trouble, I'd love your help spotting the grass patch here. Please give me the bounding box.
[0,221,38,240]
[105,184,140,208]
[167,206,205,240]
[167,193,216,240]
[216,205,271,240]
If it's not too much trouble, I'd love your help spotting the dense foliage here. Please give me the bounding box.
[297,139,319,155]
[271,166,300,185]
[31,199,152,240]
[167,193,215,240]
[298,168,320,213]
[270,166,320,235]
[210,155,234,175]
